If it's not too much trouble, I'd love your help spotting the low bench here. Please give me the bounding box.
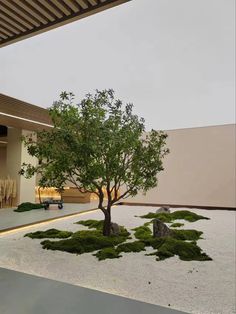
[41,199,63,210]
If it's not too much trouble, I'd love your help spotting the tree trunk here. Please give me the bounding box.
[98,191,112,236]
[103,205,111,236]
[103,211,111,236]
[38,187,42,204]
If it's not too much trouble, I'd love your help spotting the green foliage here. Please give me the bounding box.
[171,210,209,222]
[139,212,172,222]
[41,238,84,254]
[76,219,104,230]
[26,218,211,262]
[147,237,166,249]
[117,241,146,253]
[139,210,209,222]
[151,238,212,261]
[75,219,131,239]
[41,225,130,255]
[94,247,122,261]
[170,222,184,228]
[25,229,73,239]
[72,229,130,246]
[94,241,146,260]
[119,226,132,238]
[132,223,202,243]
[172,229,203,241]
[72,229,101,238]
[132,220,211,261]
[14,202,44,212]
[132,225,152,240]
[20,90,169,236]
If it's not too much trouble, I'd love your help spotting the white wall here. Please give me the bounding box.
[126,124,236,208]
[0,146,7,177]
[6,128,36,204]
[5,124,235,208]
[19,130,37,204]
[6,128,22,205]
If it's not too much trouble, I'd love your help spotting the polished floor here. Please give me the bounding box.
[0,267,187,314]
[0,202,98,232]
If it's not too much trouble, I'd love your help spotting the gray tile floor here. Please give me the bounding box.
[0,202,98,231]
[0,268,187,314]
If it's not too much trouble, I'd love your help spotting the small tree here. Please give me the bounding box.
[21,90,169,236]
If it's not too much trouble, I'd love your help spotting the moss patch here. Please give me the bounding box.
[72,229,101,238]
[76,219,104,230]
[132,225,152,240]
[25,229,73,239]
[171,211,209,222]
[72,228,130,246]
[117,241,146,253]
[26,217,211,262]
[41,226,130,256]
[75,220,131,239]
[132,221,211,261]
[139,210,209,223]
[144,237,166,249]
[170,222,184,228]
[151,237,212,261]
[14,202,44,212]
[94,247,122,261]
[94,241,146,260]
[140,212,172,222]
[172,229,203,241]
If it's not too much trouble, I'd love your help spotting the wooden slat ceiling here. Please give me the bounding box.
[0,0,130,47]
[0,93,52,131]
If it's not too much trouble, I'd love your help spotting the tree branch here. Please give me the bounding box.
[111,187,133,205]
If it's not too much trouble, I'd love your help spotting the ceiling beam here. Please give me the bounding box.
[0,0,131,48]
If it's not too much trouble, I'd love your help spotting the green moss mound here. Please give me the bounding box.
[72,229,129,247]
[152,237,212,261]
[72,229,101,238]
[94,247,122,261]
[41,226,130,255]
[171,210,209,222]
[26,217,211,262]
[132,221,211,261]
[76,219,104,230]
[144,237,166,249]
[117,241,146,253]
[139,212,172,222]
[94,241,146,260]
[14,202,44,212]
[139,210,209,222]
[170,222,184,228]
[132,225,152,240]
[172,229,203,241]
[132,223,202,242]
[25,229,73,239]
[118,226,131,238]
[75,220,131,239]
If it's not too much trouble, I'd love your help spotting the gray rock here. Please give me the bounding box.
[153,219,173,238]
[156,206,170,214]
[110,222,120,235]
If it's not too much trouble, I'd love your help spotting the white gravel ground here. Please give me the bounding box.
[0,205,235,314]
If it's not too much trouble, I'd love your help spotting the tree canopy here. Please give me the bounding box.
[21,89,169,235]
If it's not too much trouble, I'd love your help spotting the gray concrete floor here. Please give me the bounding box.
[0,202,98,231]
[0,268,187,314]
